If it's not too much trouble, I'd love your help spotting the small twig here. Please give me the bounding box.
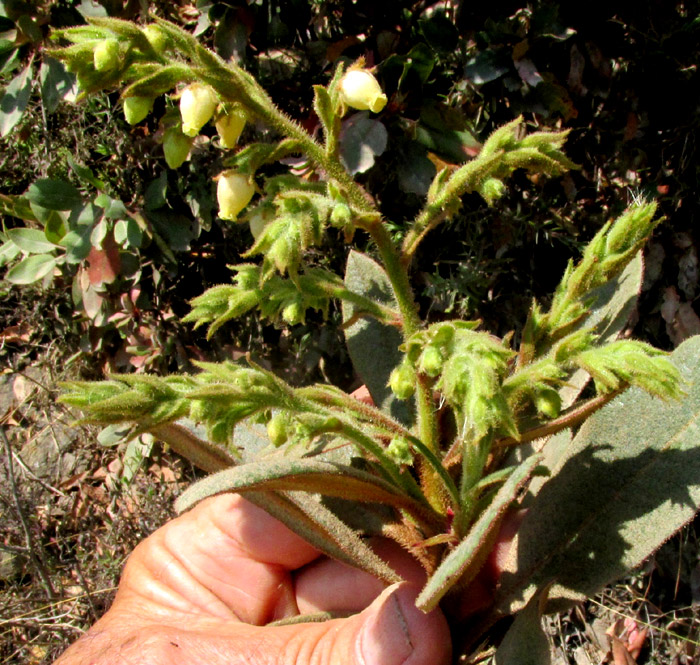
[11,449,66,497]
[0,586,118,627]
[1,426,56,600]
[72,557,99,622]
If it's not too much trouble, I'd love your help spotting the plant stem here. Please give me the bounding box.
[202,54,445,499]
[401,152,502,263]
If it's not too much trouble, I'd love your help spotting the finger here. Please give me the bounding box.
[87,582,450,665]
[117,494,321,624]
[295,537,427,614]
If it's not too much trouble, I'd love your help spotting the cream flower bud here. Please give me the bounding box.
[339,70,388,113]
[180,83,218,137]
[217,171,255,221]
[215,109,246,149]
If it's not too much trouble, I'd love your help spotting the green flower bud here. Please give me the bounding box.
[123,96,154,125]
[339,69,388,114]
[180,83,218,137]
[215,109,247,149]
[281,302,304,325]
[162,128,193,169]
[267,414,288,447]
[480,178,506,206]
[386,437,413,465]
[143,24,169,54]
[534,388,562,419]
[420,345,443,378]
[330,203,352,228]
[389,362,415,400]
[93,39,120,72]
[217,170,256,221]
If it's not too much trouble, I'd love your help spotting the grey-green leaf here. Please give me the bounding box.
[494,587,551,665]
[39,56,77,113]
[192,489,402,585]
[174,457,426,518]
[340,112,388,175]
[343,251,414,425]
[495,335,700,615]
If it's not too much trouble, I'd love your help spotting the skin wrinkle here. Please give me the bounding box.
[54,496,452,665]
[134,536,236,619]
[388,593,413,662]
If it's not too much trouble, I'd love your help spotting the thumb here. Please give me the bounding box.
[346,582,452,665]
[131,582,451,665]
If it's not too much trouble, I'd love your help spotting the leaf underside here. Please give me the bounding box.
[496,335,700,615]
[343,250,414,425]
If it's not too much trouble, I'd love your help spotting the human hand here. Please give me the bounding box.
[54,493,451,665]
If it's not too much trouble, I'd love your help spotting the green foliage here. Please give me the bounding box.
[20,7,700,663]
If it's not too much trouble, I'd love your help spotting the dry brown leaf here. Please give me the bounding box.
[0,322,31,344]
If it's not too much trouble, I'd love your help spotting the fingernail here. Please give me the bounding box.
[358,584,414,665]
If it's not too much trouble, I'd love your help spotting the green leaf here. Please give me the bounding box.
[68,155,106,191]
[0,62,32,137]
[0,193,36,221]
[343,251,414,425]
[418,13,459,53]
[121,63,194,98]
[114,218,142,248]
[27,179,82,211]
[61,203,100,263]
[0,238,21,266]
[558,252,643,408]
[495,335,700,615]
[5,253,56,284]
[43,210,67,244]
[175,458,429,520]
[39,56,77,113]
[313,84,336,149]
[6,228,56,253]
[416,454,542,611]
[494,587,551,665]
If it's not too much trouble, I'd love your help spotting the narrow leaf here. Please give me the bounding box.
[150,422,238,473]
[313,84,335,147]
[416,454,542,611]
[174,457,430,520]
[343,251,414,425]
[122,64,194,98]
[184,489,402,585]
[496,335,700,615]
